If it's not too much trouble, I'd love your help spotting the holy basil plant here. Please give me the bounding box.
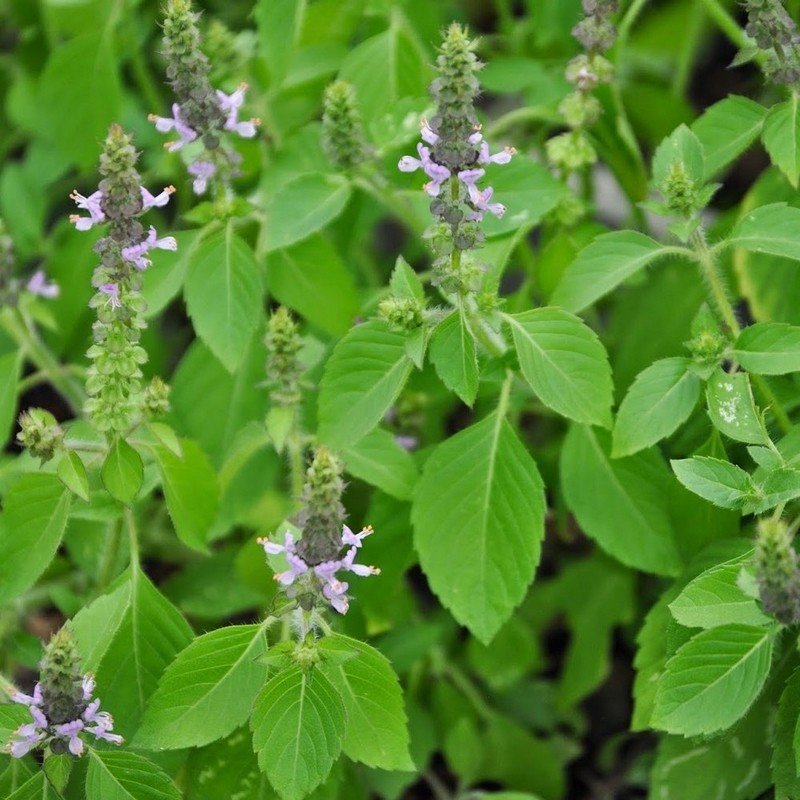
[4,0,800,798]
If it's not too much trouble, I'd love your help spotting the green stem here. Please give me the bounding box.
[17,365,87,394]
[96,519,123,591]
[698,0,750,50]
[617,0,650,50]
[125,508,140,569]
[691,232,741,337]
[437,656,494,722]
[1,308,86,414]
[287,431,305,506]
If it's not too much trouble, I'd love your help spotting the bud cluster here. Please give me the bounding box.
[754,517,800,625]
[265,307,304,408]
[151,0,259,195]
[259,448,379,616]
[322,81,370,173]
[398,24,514,295]
[547,3,617,177]
[71,125,177,433]
[17,408,64,463]
[572,0,619,54]
[743,0,800,85]
[6,629,122,758]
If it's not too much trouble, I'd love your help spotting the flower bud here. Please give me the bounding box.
[558,91,602,129]
[755,517,800,624]
[572,0,618,53]
[322,81,369,172]
[546,130,598,173]
[378,297,425,332]
[141,376,171,418]
[661,160,698,217]
[265,307,303,407]
[743,0,800,85]
[39,629,84,727]
[293,447,347,565]
[17,409,64,463]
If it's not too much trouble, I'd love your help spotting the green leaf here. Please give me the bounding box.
[7,773,55,800]
[773,666,800,799]
[691,95,766,176]
[152,439,219,553]
[57,450,90,501]
[560,425,681,576]
[101,438,144,505]
[0,350,21,448]
[652,624,776,736]
[256,0,306,87]
[338,21,429,120]
[671,456,754,509]
[135,624,268,750]
[651,695,773,800]
[86,750,180,800]
[389,256,424,302]
[733,321,800,374]
[669,556,770,629]
[412,413,546,643]
[728,202,800,262]
[612,357,702,457]
[429,311,479,407]
[705,369,768,445]
[263,174,351,252]
[507,308,613,427]
[762,96,800,187]
[38,34,121,168]
[70,567,193,737]
[265,235,360,337]
[0,473,71,604]
[319,634,413,771]
[318,320,412,449]
[185,225,263,373]
[251,665,346,800]
[341,427,419,501]
[479,156,565,239]
[747,467,800,514]
[551,230,669,313]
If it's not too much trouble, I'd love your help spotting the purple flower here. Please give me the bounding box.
[82,697,123,745]
[141,185,175,210]
[342,545,380,577]
[398,144,451,197]
[11,684,42,706]
[420,119,439,145]
[121,226,177,270]
[394,434,418,451]
[54,719,84,756]
[188,161,216,194]
[26,270,60,299]
[7,673,122,758]
[341,525,373,549]
[148,103,198,151]
[276,552,309,586]
[99,283,121,309]
[467,184,506,219]
[322,579,350,614]
[69,189,105,231]
[217,83,259,138]
[457,168,485,189]
[9,706,47,758]
[477,141,515,165]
